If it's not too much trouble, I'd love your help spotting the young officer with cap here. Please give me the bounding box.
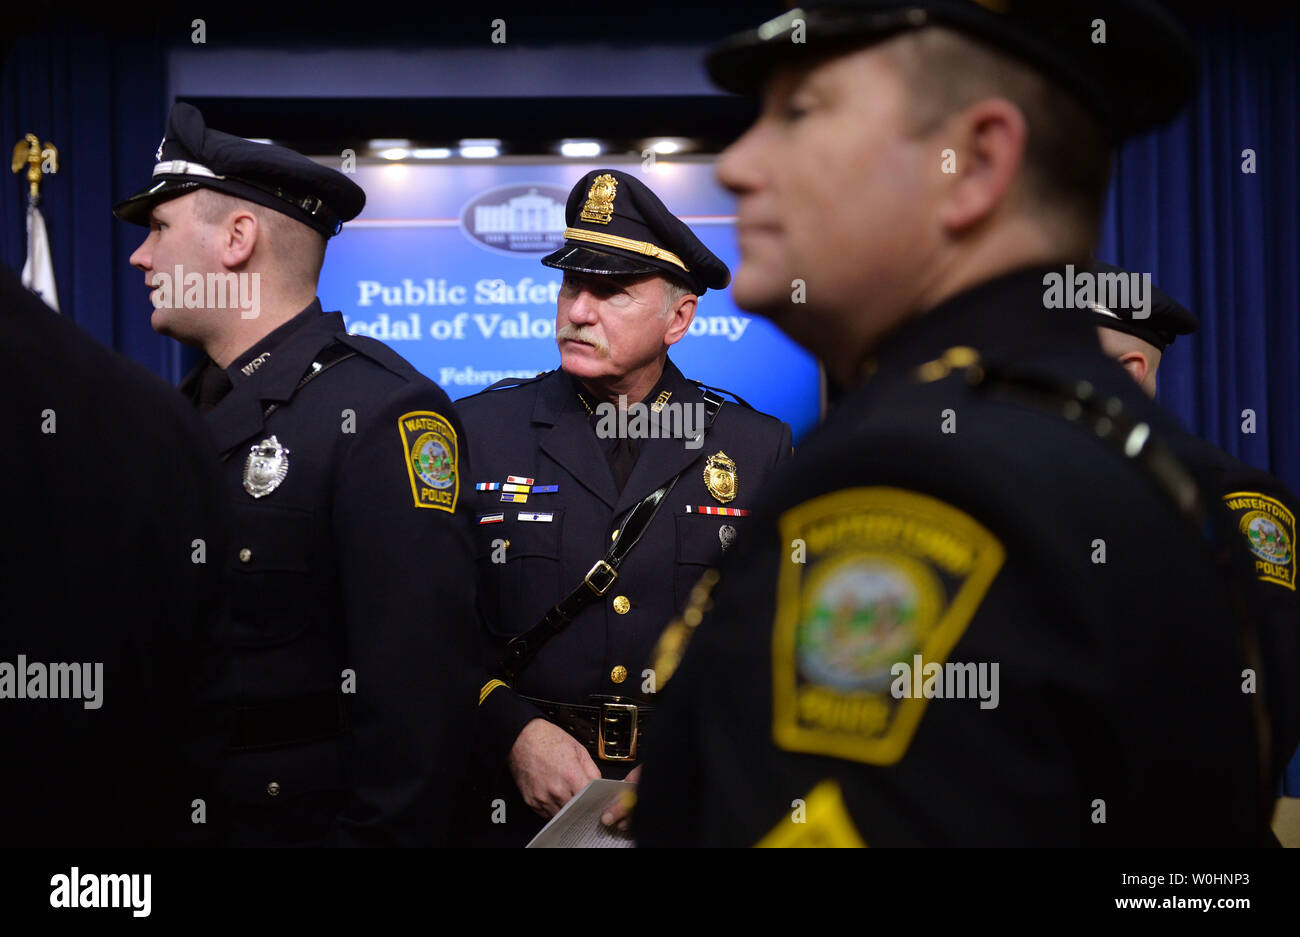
[1089,261,1300,808]
[637,1,1279,845]
[115,102,478,846]
[455,168,792,846]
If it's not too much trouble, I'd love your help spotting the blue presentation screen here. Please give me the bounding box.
[315,158,821,440]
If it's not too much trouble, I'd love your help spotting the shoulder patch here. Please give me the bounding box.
[754,780,866,848]
[773,487,1004,766]
[398,410,459,512]
[1222,490,1295,590]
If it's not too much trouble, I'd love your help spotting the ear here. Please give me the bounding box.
[1115,350,1149,386]
[938,97,1027,236]
[220,209,260,267]
[663,292,697,347]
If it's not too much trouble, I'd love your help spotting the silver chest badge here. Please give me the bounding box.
[243,435,290,498]
[719,523,737,552]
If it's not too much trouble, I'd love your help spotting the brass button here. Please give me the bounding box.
[238,548,252,563]
[503,539,510,550]
[611,528,620,542]
[612,595,631,614]
[610,665,628,684]
[266,781,281,797]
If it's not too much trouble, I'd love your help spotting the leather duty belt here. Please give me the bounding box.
[521,695,652,763]
[230,692,348,752]
[500,390,724,682]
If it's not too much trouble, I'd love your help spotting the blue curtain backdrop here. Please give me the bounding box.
[3,8,1297,495]
[1,18,180,379]
[1097,7,1300,501]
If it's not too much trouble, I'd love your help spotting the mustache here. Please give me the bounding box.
[556,324,609,356]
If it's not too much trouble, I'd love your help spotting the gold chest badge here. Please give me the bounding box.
[579,173,618,224]
[703,451,737,504]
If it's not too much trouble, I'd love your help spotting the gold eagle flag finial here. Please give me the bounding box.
[11,133,58,204]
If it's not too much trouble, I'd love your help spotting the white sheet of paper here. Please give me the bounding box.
[525,778,636,848]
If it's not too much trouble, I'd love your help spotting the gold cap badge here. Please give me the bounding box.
[579,173,618,225]
[704,451,738,504]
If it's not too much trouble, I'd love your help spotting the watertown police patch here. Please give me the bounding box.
[398,411,459,513]
[1223,490,1296,590]
[773,487,1004,766]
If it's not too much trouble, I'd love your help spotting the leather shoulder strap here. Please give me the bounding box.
[501,393,725,681]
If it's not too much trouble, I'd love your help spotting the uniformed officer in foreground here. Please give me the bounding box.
[1088,261,1300,798]
[115,103,477,846]
[1,262,229,846]
[638,1,1279,845]
[455,168,792,845]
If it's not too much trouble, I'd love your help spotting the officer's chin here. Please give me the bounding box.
[149,307,202,347]
[558,340,608,370]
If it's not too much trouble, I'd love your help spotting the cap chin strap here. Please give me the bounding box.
[562,226,690,274]
[152,159,224,179]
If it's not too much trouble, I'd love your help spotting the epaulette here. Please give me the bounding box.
[911,345,1204,529]
[689,379,755,410]
[463,371,553,398]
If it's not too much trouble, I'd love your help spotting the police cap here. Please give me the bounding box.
[541,168,729,295]
[1089,261,1198,350]
[706,1,1196,139]
[114,103,365,238]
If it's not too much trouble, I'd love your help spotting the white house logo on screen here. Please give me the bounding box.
[461,184,569,256]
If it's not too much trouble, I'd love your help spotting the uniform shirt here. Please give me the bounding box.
[637,266,1277,847]
[183,300,478,846]
[455,358,791,840]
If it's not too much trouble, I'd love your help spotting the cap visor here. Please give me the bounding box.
[112,179,202,225]
[541,244,659,278]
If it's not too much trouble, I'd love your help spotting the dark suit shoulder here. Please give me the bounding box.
[461,371,553,400]
[1176,431,1299,505]
[687,378,790,440]
[331,330,453,404]
[455,371,552,422]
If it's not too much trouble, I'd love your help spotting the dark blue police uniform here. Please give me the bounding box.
[456,169,793,845]
[1088,262,1300,795]
[1,263,230,847]
[638,2,1283,846]
[639,267,1271,846]
[185,304,478,846]
[114,104,478,845]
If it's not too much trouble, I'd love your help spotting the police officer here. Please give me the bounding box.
[638,1,1282,845]
[1,262,229,846]
[455,168,792,845]
[1088,261,1300,797]
[114,103,477,846]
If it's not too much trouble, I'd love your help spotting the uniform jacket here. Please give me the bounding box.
[638,267,1281,847]
[457,359,792,768]
[1173,431,1300,792]
[1,264,229,846]
[187,301,478,846]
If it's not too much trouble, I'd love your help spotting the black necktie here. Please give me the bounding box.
[578,387,640,493]
[195,362,233,414]
[605,435,638,493]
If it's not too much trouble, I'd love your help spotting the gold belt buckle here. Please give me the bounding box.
[584,560,618,596]
[597,701,638,762]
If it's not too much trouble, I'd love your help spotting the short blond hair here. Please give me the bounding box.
[193,188,327,284]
